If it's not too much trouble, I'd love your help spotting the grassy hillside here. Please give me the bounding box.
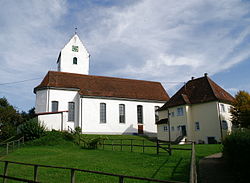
[0,134,222,183]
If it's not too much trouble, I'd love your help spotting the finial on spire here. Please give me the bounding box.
[75,27,77,35]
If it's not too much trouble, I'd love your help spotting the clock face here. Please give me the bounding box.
[72,45,79,52]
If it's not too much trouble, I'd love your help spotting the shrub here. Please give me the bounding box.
[223,129,250,181]
[18,118,46,141]
[80,137,103,149]
[27,130,74,146]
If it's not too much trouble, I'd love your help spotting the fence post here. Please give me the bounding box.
[12,141,15,151]
[120,139,122,151]
[3,161,9,183]
[34,165,38,182]
[142,140,145,153]
[103,139,105,150]
[112,140,114,151]
[6,143,9,155]
[130,139,133,152]
[167,143,172,155]
[156,140,159,155]
[71,169,75,183]
[119,176,124,183]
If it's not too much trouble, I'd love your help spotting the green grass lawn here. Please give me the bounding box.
[0,135,222,183]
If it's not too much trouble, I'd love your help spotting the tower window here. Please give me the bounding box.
[73,57,77,64]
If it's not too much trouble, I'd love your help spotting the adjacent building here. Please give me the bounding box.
[156,74,234,144]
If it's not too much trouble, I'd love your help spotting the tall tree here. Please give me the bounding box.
[21,107,36,122]
[0,97,23,140]
[231,91,250,128]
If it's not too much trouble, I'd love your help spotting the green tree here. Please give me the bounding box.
[21,107,36,122]
[231,91,250,128]
[0,97,23,140]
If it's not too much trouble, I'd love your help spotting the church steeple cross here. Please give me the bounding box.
[75,27,77,35]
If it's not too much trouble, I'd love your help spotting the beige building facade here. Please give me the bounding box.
[157,74,234,144]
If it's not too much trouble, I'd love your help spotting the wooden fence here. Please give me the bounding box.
[0,160,185,183]
[0,138,197,183]
[189,142,197,183]
[0,137,24,156]
[80,138,192,155]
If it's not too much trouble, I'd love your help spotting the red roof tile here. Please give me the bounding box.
[34,71,169,102]
[159,75,234,110]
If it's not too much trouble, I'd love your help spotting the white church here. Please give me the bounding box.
[34,33,169,136]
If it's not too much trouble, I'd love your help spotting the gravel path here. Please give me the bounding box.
[199,153,237,183]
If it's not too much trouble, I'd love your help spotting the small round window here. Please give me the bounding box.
[73,57,77,64]
[222,120,228,130]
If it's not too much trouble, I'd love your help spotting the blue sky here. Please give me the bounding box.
[0,0,250,112]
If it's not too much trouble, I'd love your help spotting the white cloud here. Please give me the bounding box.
[1,0,250,110]
[78,0,250,85]
[0,0,68,110]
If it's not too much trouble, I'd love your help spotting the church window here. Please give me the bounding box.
[119,104,125,123]
[137,105,143,124]
[51,101,58,112]
[100,103,106,123]
[68,102,75,121]
[73,57,77,64]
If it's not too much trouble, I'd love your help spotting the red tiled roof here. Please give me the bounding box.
[156,118,168,125]
[159,75,234,110]
[34,71,169,101]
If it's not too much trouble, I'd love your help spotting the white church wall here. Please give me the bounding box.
[36,88,80,129]
[58,35,89,75]
[35,90,48,113]
[38,111,68,131]
[80,97,164,136]
[48,89,80,128]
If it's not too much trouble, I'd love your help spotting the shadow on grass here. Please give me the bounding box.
[150,158,169,179]
[171,158,190,182]
[171,158,183,178]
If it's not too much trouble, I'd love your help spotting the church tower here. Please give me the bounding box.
[57,33,90,75]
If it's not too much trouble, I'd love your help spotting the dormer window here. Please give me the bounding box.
[73,57,77,64]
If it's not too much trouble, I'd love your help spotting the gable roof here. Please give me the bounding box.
[155,118,168,125]
[34,71,169,102]
[159,75,234,110]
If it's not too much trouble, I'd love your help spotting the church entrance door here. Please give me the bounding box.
[138,125,143,134]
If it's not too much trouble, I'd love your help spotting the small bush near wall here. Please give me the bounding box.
[27,130,74,146]
[223,129,250,181]
[18,118,46,141]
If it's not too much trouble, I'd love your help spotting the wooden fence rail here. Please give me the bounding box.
[0,137,24,156]
[189,142,197,183]
[0,160,185,183]
[85,138,192,155]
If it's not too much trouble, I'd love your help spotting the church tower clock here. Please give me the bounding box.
[57,33,90,75]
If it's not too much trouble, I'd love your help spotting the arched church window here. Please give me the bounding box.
[73,57,77,64]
